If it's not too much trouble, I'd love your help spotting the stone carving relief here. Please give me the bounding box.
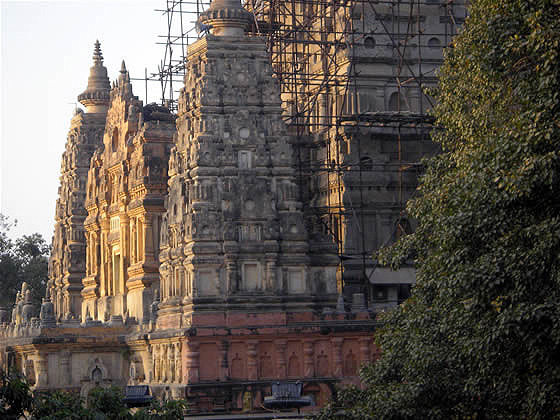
[151,342,182,384]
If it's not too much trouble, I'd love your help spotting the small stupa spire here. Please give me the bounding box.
[78,40,111,113]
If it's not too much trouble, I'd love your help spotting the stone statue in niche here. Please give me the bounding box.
[317,349,329,376]
[259,352,273,378]
[231,353,243,378]
[91,366,102,385]
[288,352,300,377]
[175,345,181,382]
[24,359,36,386]
[169,346,175,383]
[242,390,253,412]
[150,289,160,323]
[343,349,357,377]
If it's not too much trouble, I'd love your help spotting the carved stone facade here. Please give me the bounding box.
[48,41,108,322]
[157,0,338,328]
[82,62,175,324]
[0,0,469,415]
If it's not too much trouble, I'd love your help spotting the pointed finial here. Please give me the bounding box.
[93,40,103,65]
[118,60,130,86]
[79,40,111,113]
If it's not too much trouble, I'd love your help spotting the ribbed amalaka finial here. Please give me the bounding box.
[93,40,103,64]
[78,40,111,113]
[199,0,253,37]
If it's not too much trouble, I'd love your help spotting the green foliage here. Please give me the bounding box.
[0,374,187,420]
[319,0,560,418]
[86,386,131,420]
[132,399,188,420]
[0,215,50,309]
[32,391,88,420]
[0,372,33,420]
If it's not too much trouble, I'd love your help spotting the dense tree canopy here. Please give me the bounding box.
[0,215,49,309]
[320,0,560,418]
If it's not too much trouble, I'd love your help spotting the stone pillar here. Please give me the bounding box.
[303,340,314,377]
[225,259,237,294]
[86,233,91,275]
[100,223,109,296]
[93,232,99,275]
[162,345,168,383]
[144,215,154,262]
[265,258,277,291]
[154,345,160,382]
[130,218,136,264]
[275,339,287,378]
[185,340,200,383]
[119,214,129,294]
[35,352,48,388]
[332,337,344,377]
[168,344,175,383]
[137,218,144,263]
[60,352,72,386]
[247,340,258,380]
[319,93,328,127]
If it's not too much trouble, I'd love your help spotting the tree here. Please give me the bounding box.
[319,0,560,418]
[0,215,50,309]
[0,372,33,420]
[0,375,187,420]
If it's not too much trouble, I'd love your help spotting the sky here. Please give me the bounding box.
[1,0,195,242]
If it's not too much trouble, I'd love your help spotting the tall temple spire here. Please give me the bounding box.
[198,0,253,37]
[78,40,111,113]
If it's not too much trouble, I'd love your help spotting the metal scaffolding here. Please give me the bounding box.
[149,0,466,305]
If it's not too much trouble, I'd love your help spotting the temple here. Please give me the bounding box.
[0,0,465,416]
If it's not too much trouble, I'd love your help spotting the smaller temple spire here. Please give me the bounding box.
[117,59,132,93]
[78,40,111,114]
[118,60,128,85]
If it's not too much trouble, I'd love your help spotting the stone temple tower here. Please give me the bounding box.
[48,41,110,322]
[158,0,338,326]
[1,13,378,410]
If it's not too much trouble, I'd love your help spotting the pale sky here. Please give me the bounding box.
[1,0,195,242]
